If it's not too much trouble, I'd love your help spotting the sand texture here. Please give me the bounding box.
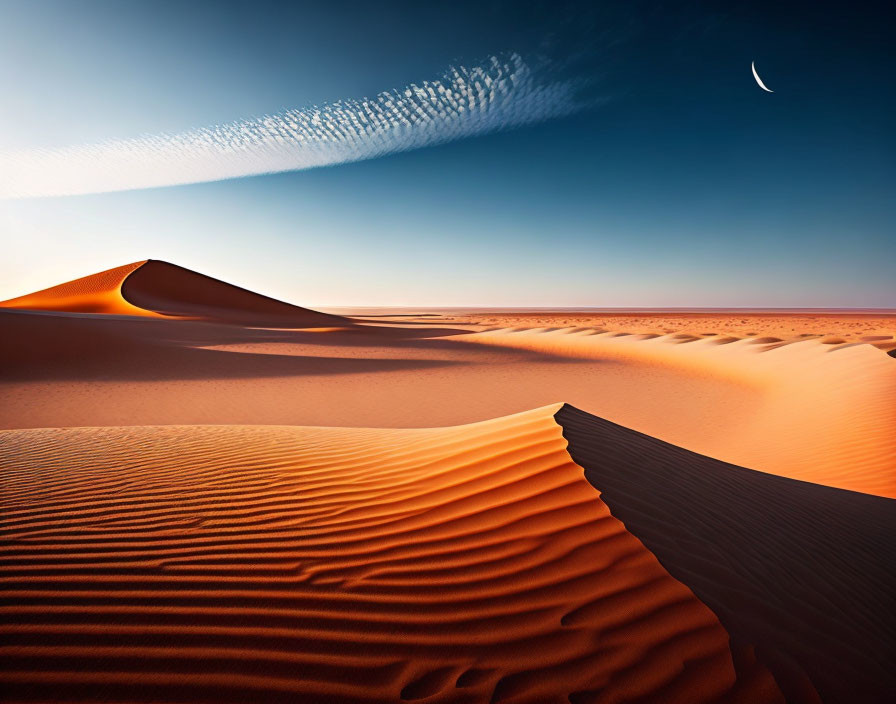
[0,408,785,703]
[2,310,892,496]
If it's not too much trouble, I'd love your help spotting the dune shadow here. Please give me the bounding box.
[0,311,469,382]
[556,404,896,704]
[0,310,589,382]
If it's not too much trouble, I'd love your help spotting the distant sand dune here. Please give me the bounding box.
[0,407,783,703]
[0,260,342,328]
[388,310,896,354]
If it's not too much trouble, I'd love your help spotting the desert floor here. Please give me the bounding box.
[1,261,894,703]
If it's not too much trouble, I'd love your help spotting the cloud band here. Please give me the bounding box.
[1,54,587,199]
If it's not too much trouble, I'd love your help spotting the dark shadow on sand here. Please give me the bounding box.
[556,404,896,704]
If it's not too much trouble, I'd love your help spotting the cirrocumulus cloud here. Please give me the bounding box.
[0,54,590,199]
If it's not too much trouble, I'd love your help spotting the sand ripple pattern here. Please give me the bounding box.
[0,408,780,703]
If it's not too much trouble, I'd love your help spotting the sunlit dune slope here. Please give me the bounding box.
[0,407,782,704]
[0,260,343,327]
[557,404,896,704]
[465,327,896,497]
[0,261,150,316]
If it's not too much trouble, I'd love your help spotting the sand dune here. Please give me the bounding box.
[1,313,893,497]
[0,260,342,327]
[1,262,893,498]
[0,407,784,703]
[463,327,896,497]
[123,260,343,326]
[0,261,151,316]
[557,404,896,704]
[371,310,896,354]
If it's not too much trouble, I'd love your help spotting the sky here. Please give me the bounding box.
[0,0,893,307]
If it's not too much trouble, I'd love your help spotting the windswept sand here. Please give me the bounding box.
[0,407,784,703]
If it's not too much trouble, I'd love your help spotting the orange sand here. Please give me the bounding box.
[0,406,783,703]
[1,308,892,496]
[0,261,151,316]
[350,309,896,353]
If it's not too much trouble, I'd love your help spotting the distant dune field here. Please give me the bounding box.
[349,309,896,354]
[1,262,894,703]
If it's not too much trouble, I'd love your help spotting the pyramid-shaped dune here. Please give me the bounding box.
[0,260,343,327]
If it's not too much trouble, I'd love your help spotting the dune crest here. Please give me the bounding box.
[0,260,343,328]
[0,406,783,703]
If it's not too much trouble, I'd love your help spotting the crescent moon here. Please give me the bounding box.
[751,61,774,93]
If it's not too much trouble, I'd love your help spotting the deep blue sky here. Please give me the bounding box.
[1,0,893,306]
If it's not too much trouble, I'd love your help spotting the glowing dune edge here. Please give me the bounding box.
[1,406,786,703]
[0,261,150,316]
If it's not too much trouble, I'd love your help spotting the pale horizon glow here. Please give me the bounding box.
[0,54,586,199]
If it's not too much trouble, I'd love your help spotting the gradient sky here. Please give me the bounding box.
[1,0,893,307]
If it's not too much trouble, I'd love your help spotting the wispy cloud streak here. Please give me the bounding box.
[1,54,588,199]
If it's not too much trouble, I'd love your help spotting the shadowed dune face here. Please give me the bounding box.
[0,310,469,382]
[122,260,343,327]
[555,404,896,704]
[0,407,784,704]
